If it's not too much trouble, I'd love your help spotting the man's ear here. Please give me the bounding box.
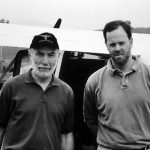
[130,37,133,49]
[28,49,32,58]
[58,51,61,58]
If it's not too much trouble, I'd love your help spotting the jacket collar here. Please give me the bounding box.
[24,69,60,87]
[107,55,140,76]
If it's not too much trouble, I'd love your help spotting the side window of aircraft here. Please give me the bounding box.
[0,59,13,81]
[0,46,22,87]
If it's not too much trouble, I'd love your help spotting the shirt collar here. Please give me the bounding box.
[24,69,60,87]
[107,55,140,76]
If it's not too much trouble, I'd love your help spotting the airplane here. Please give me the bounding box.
[0,21,150,56]
[0,22,150,150]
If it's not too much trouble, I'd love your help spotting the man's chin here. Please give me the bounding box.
[114,58,127,66]
[37,72,53,79]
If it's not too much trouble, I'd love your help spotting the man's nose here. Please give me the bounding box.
[43,56,49,64]
[115,44,121,51]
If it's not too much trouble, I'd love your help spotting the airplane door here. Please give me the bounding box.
[58,51,109,150]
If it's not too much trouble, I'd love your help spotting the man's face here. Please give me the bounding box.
[106,26,133,66]
[29,47,60,80]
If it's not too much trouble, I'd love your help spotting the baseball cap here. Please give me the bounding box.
[30,32,59,50]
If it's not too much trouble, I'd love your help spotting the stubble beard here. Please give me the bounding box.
[112,50,131,67]
[32,66,55,81]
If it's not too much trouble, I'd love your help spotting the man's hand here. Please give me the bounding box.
[0,126,4,147]
[61,132,74,150]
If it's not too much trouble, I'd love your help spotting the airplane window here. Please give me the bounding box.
[0,59,13,80]
[0,46,22,83]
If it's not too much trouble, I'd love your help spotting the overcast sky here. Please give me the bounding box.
[0,0,150,30]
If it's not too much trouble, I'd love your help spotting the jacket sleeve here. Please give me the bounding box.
[0,81,12,128]
[83,80,98,140]
[62,88,74,134]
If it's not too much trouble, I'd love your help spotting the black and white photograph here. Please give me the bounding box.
[0,0,150,150]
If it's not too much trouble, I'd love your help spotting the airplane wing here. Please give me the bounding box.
[0,23,107,54]
[0,23,150,63]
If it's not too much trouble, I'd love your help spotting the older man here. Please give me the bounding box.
[0,32,74,150]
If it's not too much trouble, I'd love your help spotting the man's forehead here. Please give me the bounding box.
[106,26,128,37]
[107,36,127,43]
[33,46,58,51]
[106,29,129,43]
